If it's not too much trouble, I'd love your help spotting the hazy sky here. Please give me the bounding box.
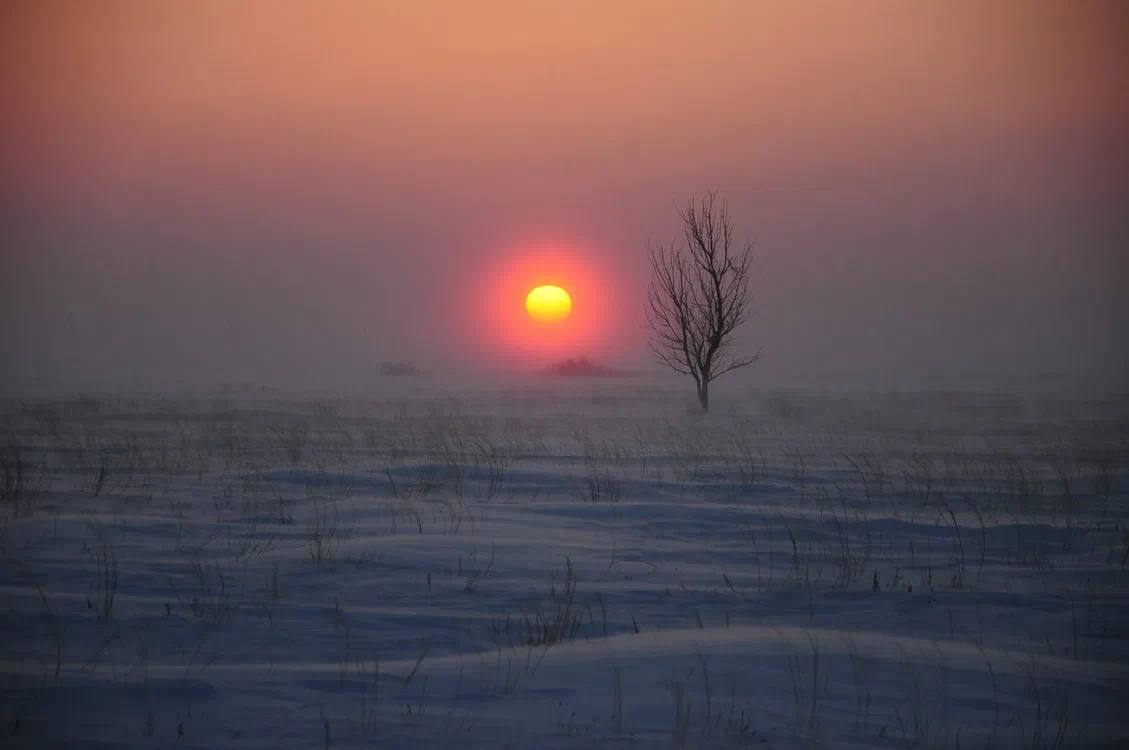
[2,1,1127,388]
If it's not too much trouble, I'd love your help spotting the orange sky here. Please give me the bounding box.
[6,2,1124,200]
[1,1,1127,384]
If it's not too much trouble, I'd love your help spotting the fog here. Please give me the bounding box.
[2,1,1127,391]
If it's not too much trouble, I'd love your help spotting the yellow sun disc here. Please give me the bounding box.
[525,285,572,323]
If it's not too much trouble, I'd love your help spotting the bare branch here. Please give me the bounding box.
[645,190,758,411]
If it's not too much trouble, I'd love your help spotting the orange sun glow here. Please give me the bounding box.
[473,246,621,367]
[525,284,572,323]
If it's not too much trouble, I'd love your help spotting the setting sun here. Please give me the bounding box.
[525,284,572,323]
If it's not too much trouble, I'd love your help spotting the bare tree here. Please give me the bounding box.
[647,190,758,412]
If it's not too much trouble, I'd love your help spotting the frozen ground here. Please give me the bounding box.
[2,377,1127,748]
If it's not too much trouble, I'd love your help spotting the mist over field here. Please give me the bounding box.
[2,1,1127,389]
[2,2,1128,749]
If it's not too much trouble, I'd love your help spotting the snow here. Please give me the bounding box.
[1,378,1126,748]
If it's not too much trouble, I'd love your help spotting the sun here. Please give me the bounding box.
[525,284,572,323]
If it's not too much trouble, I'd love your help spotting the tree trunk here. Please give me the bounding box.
[697,381,710,412]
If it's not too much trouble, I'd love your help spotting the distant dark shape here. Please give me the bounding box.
[543,355,620,377]
[646,189,759,412]
[379,361,422,377]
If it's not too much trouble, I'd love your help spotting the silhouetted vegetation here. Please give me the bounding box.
[647,189,758,411]
[379,360,422,377]
[543,355,620,377]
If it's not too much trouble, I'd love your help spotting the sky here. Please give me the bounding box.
[1,1,1127,389]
